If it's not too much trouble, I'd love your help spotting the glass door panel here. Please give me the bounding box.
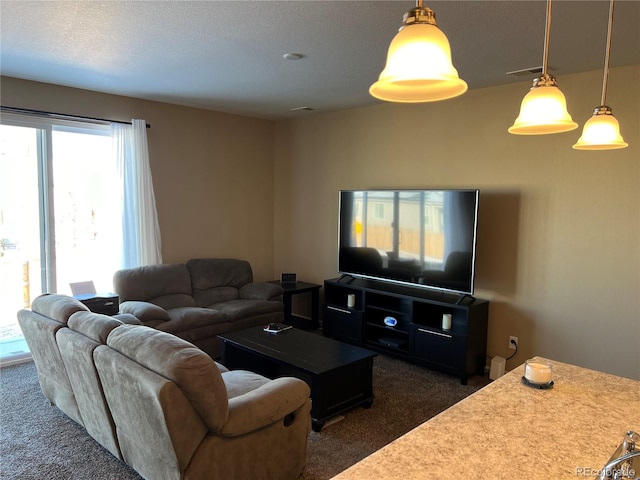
[0,125,43,360]
[51,129,119,295]
[0,121,121,363]
[397,191,422,262]
[364,191,394,252]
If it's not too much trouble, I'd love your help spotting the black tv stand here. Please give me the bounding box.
[336,274,356,283]
[455,293,475,305]
[322,278,489,384]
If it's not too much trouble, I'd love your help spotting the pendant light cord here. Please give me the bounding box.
[542,0,553,75]
[601,0,615,106]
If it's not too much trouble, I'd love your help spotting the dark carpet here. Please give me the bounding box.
[0,357,488,479]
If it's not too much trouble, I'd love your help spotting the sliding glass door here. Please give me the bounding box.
[50,127,120,294]
[0,116,120,363]
[0,124,43,361]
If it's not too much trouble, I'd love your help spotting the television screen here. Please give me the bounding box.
[338,189,479,295]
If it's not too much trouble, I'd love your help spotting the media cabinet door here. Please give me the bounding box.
[411,326,465,374]
[323,305,363,345]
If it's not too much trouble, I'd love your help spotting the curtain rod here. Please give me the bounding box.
[0,106,151,128]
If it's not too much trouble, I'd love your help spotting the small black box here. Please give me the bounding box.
[74,293,119,316]
[280,273,297,285]
[379,337,407,349]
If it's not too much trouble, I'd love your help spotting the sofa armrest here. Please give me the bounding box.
[119,300,170,323]
[113,313,143,325]
[220,377,310,437]
[239,282,283,301]
[214,361,229,373]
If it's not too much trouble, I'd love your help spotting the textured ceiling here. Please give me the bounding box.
[1,0,639,120]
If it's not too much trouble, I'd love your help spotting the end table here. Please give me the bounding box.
[73,293,119,316]
[268,280,321,330]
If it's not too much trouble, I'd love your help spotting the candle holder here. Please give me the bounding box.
[522,359,554,389]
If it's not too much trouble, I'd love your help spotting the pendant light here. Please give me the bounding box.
[573,0,628,150]
[369,0,467,103]
[508,0,577,135]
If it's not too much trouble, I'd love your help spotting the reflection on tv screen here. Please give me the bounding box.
[338,190,479,295]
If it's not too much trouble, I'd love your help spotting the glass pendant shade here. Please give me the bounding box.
[573,0,628,151]
[572,107,628,150]
[508,0,578,136]
[369,23,468,102]
[508,79,578,135]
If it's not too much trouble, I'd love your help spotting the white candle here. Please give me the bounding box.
[524,361,552,384]
[347,294,355,308]
[442,313,452,330]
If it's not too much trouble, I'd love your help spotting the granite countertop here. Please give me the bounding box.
[332,357,640,479]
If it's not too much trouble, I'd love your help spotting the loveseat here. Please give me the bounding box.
[113,258,284,358]
[17,294,312,480]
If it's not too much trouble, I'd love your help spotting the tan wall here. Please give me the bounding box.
[273,65,640,380]
[3,67,639,380]
[1,77,276,280]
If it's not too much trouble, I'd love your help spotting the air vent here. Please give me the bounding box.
[506,66,544,77]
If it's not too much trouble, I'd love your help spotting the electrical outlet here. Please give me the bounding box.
[509,336,518,350]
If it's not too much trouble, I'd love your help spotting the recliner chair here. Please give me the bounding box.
[94,325,312,480]
[19,293,311,480]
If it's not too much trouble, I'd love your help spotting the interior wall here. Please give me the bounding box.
[273,65,640,380]
[1,77,276,281]
[3,67,638,380]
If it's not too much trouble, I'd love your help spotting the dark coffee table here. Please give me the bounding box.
[218,326,377,431]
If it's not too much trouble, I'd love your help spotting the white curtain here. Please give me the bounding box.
[112,119,162,268]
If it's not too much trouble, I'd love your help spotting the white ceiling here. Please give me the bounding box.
[1,0,639,120]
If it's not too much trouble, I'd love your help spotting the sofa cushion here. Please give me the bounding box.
[59,311,125,459]
[119,301,171,322]
[206,299,283,322]
[158,307,230,346]
[152,293,197,310]
[161,307,229,332]
[186,258,252,307]
[105,325,229,431]
[195,286,239,307]
[32,294,89,325]
[239,282,283,301]
[17,304,84,426]
[68,311,124,343]
[113,263,196,309]
[187,258,253,288]
[221,370,271,399]
[112,313,143,325]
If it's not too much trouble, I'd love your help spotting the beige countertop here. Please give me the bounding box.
[332,357,640,479]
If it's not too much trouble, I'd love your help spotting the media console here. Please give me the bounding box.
[323,277,489,384]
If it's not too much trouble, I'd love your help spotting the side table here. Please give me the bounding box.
[73,293,119,316]
[268,281,321,330]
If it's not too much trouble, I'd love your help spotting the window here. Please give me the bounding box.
[351,191,445,265]
[373,203,385,219]
[0,115,121,362]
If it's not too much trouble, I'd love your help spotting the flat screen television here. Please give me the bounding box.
[338,189,479,295]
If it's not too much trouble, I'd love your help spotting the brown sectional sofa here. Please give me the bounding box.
[17,294,311,480]
[113,258,284,358]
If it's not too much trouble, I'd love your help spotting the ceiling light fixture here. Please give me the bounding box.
[573,0,628,150]
[369,0,467,103]
[283,53,304,61]
[508,0,577,135]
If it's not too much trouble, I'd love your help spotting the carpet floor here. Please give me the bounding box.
[1,356,488,479]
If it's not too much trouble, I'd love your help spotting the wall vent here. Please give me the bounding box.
[506,66,545,77]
